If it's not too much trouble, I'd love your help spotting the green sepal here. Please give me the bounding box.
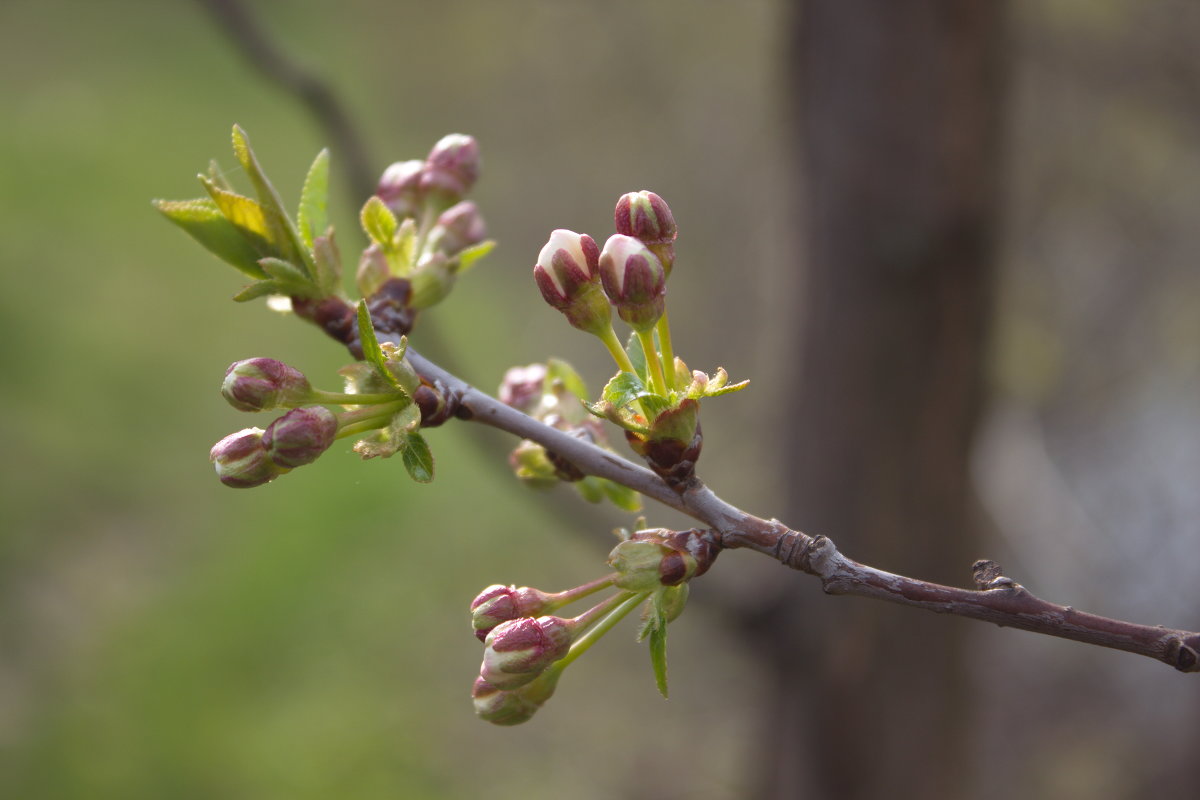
[153,198,269,279]
[545,358,589,403]
[361,196,399,252]
[402,431,435,483]
[455,239,496,274]
[356,300,406,391]
[297,148,330,252]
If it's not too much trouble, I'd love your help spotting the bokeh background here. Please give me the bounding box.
[2,0,1198,798]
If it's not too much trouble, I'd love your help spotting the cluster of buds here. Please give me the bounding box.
[533,192,746,489]
[209,355,424,488]
[468,527,717,725]
[359,135,493,320]
[498,362,641,510]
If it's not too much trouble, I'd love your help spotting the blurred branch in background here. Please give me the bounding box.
[192,0,376,202]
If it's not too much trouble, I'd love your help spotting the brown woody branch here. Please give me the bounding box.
[406,348,1200,674]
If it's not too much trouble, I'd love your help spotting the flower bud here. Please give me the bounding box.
[599,234,666,332]
[480,616,575,689]
[262,406,338,469]
[498,363,548,413]
[472,672,559,726]
[470,584,557,641]
[376,159,425,218]
[508,440,560,489]
[533,230,612,336]
[614,191,676,246]
[221,358,313,412]
[421,134,480,203]
[432,200,486,256]
[210,428,283,488]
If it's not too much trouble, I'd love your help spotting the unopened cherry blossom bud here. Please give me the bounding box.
[470,584,557,641]
[472,672,559,726]
[210,428,283,488]
[421,134,480,203]
[599,234,666,332]
[221,358,313,412]
[262,406,338,469]
[615,191,678,274]
[480,616,575,689]
[498,364,548,413]
[376,159,424,218]
[609,528,718,590]
[533,230,612,336]
[433,200,486,256]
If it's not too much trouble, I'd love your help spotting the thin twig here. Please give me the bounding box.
[192,0,376,201]
[407,347,1200,673]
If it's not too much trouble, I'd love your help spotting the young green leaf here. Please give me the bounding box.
[361,196,399,252]
[356,300,403,389]
[200,178,289,259]
[601,372,652,411]
[649,623,669,698]
[259,257,319,297]
[232,279,285,302]
[546,358,589,403]
[153,198,269,279]
[297,148,330,252]
[601,480,643,512]
[401,431,435,483]
[455,239,496,274]
[311,233,342,297]
[230,126,315,278]
[625,331,648,383]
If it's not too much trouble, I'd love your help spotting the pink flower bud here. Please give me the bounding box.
[472,674,558,726]
[221,358,313,412]
[434,200,486,256]
[262,406,338,469]
[480,616,575,689]
[614,190,677,245]
[210,428,283,488]
[376,159,424,218]
[421,134,480,202]
[470,584,556,641]
[497,363,548,413]
[598,234,666,332]
[533,230,612,335]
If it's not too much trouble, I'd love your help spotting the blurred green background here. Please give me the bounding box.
[2,1,1198,798]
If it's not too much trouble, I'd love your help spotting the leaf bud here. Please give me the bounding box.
[408,252,456,310]
[508,440,560,489]
[376,159,425,218]
[598,234,666,332]
[221,358,313,412]
[614,190,677,274]
[421,134,480,204]
[533,230,613,336]
[210,428,283,488]
[262,406,338,469]
[609,527,718,590]
[432,200,487,256]
[470,584,557,642]
[480,616,576,690]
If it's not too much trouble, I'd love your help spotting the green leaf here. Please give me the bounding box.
[699,379,750,398]
[455,239,496,274]
[601,479,643,512]
[394,218,417,274]
[401,431,435,483]
[546,358,589,402]
[200,178,287,258]
[356,300,402,389]
[360,196,399,251]
[204,160,234,193]
[153,198,269,279]
[575,477,605,504]
[649,622,668,698]
[602,372,651,411]
[625,331,648,382]
[259,257,318,297]
[297,148,330,252]
[232,280,284,302]
[230,126,314,278]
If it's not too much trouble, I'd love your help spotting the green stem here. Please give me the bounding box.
[654,313,676,392]
[596,325,638,375]
[556,591,646,670]
[310,389,405,406]
[636,329,667,395]
[333,400,408,438]
[547,575,616,612]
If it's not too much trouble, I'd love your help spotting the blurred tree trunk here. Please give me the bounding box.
[752,2,1006,798]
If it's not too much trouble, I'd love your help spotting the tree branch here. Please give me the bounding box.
[406,348,1200,674]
